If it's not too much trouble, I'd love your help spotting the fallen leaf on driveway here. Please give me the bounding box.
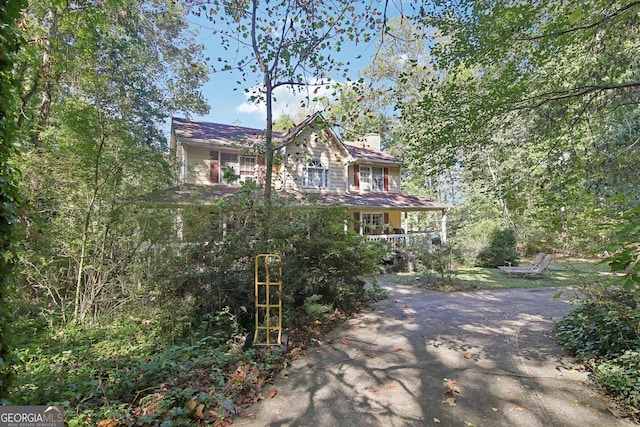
[341,337,352,345]
[365,386,378,392]
[268,389,277,398]
[393,348,404,353]
[443,397,456,406]
[444,378,461,395]
[464,353,473,359]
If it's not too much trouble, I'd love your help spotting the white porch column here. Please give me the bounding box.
[403,211,408,233]
[441,209,448,244]
[175,209,184,241]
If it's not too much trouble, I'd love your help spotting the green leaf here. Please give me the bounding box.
[568,7,585,26]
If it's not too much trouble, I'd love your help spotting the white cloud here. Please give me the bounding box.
[235,80,342,121]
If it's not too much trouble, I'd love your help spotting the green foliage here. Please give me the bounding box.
[387,1,640,258]
[555,297,640,360]
[555,285,640,417]
[601,205,640,291]
[150,188,385,329]
[364,279,389,302]
[476,228,518,268]
[303,294,332,320]
[10,301,283,425]
[593,350,640,414]
[15,0,208,325]
[413,239,468,287]
[0,0,27,398]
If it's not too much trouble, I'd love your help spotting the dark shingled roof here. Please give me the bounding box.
[171,116,403,165]
[172,117,284,147]
[315,192,449,211]
[138,184,244,207]
[139,184,449,211]
[344,142,402,165]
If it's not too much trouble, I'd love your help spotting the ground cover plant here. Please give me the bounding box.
[555,283,640,421]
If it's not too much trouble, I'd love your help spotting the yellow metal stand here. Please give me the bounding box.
[254,254,285,347]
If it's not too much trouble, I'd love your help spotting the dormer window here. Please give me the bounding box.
[360,166,384,192]
[302,158,329,189]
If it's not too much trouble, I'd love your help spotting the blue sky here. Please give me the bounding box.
[181,1,408,130]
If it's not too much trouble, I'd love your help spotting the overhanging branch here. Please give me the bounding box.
[519,1,640,41]
[511,81,640,111]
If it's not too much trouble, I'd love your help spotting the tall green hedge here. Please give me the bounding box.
[0,0,26,398]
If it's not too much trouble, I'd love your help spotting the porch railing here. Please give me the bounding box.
[365,232,439,247]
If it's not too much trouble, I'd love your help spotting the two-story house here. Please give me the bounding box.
[165,112,449,244]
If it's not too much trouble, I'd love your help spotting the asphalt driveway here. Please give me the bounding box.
[235,280,635,427]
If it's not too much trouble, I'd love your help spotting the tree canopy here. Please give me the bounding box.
[14,0,211,323]
[391,0,640,253]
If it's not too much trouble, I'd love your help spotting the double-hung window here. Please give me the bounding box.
[361,213,383,234]
[219,152,257,183]
[302,158,329,189]
[239,155,257,183]
[360,166,384,191]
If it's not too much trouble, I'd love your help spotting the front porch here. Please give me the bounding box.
[365,232,441,248]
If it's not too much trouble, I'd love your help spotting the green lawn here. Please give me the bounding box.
[379,258,613,291]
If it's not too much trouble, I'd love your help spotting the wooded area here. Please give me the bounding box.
[1,0,639,424]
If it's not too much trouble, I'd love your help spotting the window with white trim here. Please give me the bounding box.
[239,155,257,182]
[302,158,329,189]
[359,166,383,192]
[361,213,383,234]
[219,152,257,183]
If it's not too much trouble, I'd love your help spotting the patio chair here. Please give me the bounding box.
[498,252,545,273]
[503,254,554,278]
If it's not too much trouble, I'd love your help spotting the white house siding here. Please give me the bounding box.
[281,129,348,194]
[184,146,213,185]
[386,166,401,193]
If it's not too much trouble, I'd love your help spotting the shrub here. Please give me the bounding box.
[149,187,385,331]
[555,295,640,360]
[555,286,640,419]
[476,228,518,268]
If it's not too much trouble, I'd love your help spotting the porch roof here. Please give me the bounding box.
[313,192,450,212]
[138,184,450,212]
[137,184,242,208]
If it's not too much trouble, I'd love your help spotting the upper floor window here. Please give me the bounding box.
[360,166,384,192]
[302,158,329,189]
[219,152,257,183]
